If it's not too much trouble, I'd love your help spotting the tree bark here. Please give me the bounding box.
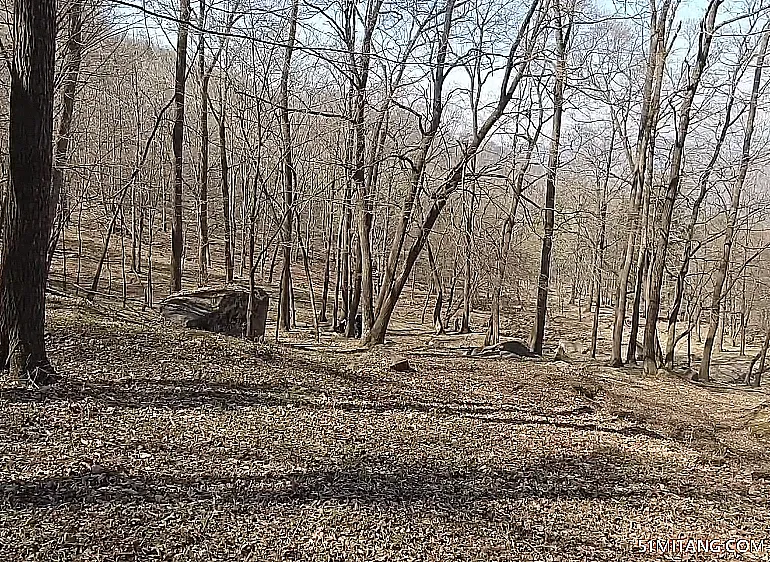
[531,6,570,355]
[171,0,191,293]
[0,0,56,381]
[278,0,298,331]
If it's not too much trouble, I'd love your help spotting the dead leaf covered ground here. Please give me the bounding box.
[2,296,770,561]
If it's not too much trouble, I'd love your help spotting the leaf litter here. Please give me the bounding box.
[1,296,770,560]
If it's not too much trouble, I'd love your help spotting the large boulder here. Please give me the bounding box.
[160,287,269,338]
[464,339,539,359]
[498,339,538,358]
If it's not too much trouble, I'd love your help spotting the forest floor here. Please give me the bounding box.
[2,295,770,561]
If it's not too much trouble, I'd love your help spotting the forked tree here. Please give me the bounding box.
[697,21,770,381]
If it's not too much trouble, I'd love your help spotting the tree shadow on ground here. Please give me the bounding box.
[0,374,520,415]
[1,451,723,510]
[0,375,663,439]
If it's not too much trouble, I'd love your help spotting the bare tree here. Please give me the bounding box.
[696,20,769,381]
[171,0,191,293]
[531,0,572,355]
[643,0,724,375]
[610,0,674,366]
[365,0,546,346]
[48,0,83,269]
[663,56,746,368]
[278,0,299,331]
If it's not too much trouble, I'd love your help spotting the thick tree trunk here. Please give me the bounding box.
[0,0,56,381]
[345,238,362,338]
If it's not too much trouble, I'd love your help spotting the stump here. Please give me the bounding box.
[160,287,269,338]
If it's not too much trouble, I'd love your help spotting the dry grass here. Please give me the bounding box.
[1,295,770,561]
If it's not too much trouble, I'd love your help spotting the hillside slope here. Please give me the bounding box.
[1,296,770,561]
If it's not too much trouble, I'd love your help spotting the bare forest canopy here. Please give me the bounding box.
[1,0,770,381]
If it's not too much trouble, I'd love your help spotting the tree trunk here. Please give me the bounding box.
[351,0,384,337]
[531,12,569,355]
[171,0,191,293]
[278,0,298,331]
[218,100,234,283]
[752,326,770,387]
[610,1,671,365]
[345,238,362,338]
[697,22,768,381]
[644,0,723,375]
[319,181,335,323]
[626,133,655,364]
[426,241,444,335]
[0,0,56,381]
[197,0,210,286]
[47,0,82,270]
[460,161,474,334]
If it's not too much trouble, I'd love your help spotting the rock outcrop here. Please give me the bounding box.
[160,287,269,338]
